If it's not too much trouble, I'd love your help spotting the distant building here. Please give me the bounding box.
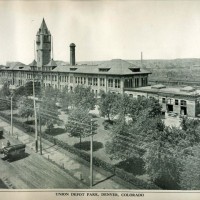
[1,19,199,117]
[0,18,150,97]
[125,84,200,117]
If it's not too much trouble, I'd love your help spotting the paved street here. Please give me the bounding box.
[0,118,139,189]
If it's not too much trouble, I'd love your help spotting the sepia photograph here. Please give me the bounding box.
[0,0,200,199]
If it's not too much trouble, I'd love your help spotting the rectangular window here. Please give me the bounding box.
[75,77,78,83]
[70,76,73,83]
[100,78,105,86]
[175,99,179,105]
[181,100,187,106]
[88,77,92,85]
[93,78,98,86]
[135,78,139,87]
[162,98,166,103]
[108,79,113,87]
[115,79,120,88]
[84,77,86,84]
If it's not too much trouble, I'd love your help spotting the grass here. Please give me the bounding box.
[74,141,103,152]
[45,127,66,136]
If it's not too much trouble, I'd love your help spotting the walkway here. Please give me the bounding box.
[0,119,139,189]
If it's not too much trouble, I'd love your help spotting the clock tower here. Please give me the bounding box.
[36,18,51,70]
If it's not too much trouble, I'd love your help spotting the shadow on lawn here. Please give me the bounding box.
[25,120,35,125]
[115,157,145,175]
[74,141,103,152]
[46,127,66,136]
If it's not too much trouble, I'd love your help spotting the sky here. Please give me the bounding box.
[1,0,200,65]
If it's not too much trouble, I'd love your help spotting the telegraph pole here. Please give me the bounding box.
[33,73,38,153]
[39,104,42,155]
[10,95,13,135]
[90,119,94,188]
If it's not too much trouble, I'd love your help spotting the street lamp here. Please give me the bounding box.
[9,85,16,136]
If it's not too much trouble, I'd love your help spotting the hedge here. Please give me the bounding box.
[0,112,159,189]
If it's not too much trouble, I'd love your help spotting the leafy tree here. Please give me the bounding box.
[65,107,92,148]
[180,117,200,145]
[98,91,120,121]
[58,86,72,111]
[17,97,34,121]
[13,81,41,100]
[129,96,161,121]
[72,85,96,110]
[0,82,10,98]
[40,87,61,134]
[180,145,200,189]
[143,127,182,189]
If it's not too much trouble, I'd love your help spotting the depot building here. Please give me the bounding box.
[125,84,200,118]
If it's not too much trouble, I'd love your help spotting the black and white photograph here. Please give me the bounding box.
[0,0,200,199]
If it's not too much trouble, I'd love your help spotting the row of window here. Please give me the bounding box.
[124,77,147,88]
[162,98,187,106]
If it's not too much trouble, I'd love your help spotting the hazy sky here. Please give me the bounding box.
[1,0,200,65]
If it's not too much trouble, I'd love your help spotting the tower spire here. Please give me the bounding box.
[36,18,51,69]
[52,36,54,60]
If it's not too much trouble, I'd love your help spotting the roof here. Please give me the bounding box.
[180,86,195,92]
[52,59,151,75]
[1,65,31,71]
[45,59,57,67]
[127,85,200,98]
[151,84,166,89]
[29,59,37,67]
[37,18,51,35]
[70,43,76,47]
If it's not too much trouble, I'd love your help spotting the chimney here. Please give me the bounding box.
[70,43,76,66]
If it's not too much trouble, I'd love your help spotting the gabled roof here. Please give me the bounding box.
[29,59,37,67]
[53,59,151,75]
[45,59,57,67]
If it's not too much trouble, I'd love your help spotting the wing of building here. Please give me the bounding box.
[0,19,200,118]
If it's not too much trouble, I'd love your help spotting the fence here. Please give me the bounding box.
[0,111,159,189]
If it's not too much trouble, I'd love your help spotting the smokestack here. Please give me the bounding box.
[70,43,76,66]
[141,51,143,67]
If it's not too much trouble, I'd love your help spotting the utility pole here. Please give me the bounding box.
[10,95,13,135]
[9,85,16,136]
[39,104,42,155]
[33,73,38,153]
[90,119,94,188]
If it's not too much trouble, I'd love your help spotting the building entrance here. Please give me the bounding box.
[180,107,187,115]
[167,104,173,112]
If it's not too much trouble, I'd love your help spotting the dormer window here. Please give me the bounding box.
[70,68,77,71]
[19,67,24,69]
[129,68,140,72]
[99,68,110,72]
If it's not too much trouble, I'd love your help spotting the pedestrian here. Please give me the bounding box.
[7,140,10,147]
[1,141,5,149]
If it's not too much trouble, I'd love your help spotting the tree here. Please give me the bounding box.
[13,81,41,100]
[0,82,10,98]
[17,97,34,121]
[72,85,96,110]
[98,91,120,121]
[58,86,72,112]
[40,87,61,134]
[65,107,92,148]
[180,145,200,189]
[143,127,182,189]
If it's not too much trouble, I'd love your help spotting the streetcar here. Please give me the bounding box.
[0,127,3,138]
[1,144,26,160]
